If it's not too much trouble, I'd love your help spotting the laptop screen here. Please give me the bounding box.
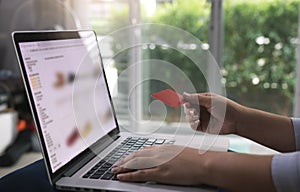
[16,31,117,173]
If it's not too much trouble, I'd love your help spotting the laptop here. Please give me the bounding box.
[12,30,227,192]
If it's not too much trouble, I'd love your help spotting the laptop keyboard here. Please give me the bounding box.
[82,137,175,180]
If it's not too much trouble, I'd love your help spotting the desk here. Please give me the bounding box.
[226,134,279,155]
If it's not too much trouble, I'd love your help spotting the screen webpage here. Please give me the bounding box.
[19,35,117,173]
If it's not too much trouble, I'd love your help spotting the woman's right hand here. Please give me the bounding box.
[183,92,243,135]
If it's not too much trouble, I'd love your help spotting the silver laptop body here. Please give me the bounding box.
[12,30,218,192]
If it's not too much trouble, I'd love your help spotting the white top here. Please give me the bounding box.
[271,118,300,192]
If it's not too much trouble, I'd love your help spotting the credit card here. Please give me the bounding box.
[151,89,183,108]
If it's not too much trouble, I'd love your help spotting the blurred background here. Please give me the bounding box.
[0,0,299,173]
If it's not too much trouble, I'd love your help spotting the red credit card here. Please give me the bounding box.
[151,89,183,108]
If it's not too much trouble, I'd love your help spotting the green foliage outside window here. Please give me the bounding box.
[224,0,299,115]
[94,0,300,118]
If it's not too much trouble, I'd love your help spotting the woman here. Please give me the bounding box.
[113,92,300,192]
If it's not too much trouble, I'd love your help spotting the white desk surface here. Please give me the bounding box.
[225,134,279,155]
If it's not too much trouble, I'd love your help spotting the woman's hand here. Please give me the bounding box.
[112,145,208,186]
[183,92,243,134]
[183,92,295,152]
[112,144,276,192]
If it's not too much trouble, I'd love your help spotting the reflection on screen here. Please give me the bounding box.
[19,34,117,173]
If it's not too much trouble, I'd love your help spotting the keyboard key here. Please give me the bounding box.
[87,170,95,174]
[97,160,106,166]
[90,174,102,179]
[102,163,112,169]
[131,137,139,141]
[155,139,165,144]
[101,173,114,180]
[83,173,91,178]
[145,141,154,145]
[95,168,106,175]
[147,138,156,142]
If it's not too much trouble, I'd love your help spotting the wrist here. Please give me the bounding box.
[201,151,276,191]
[234,104,251,135]
[198,151,223,186]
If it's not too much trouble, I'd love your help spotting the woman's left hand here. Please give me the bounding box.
[112,144,208,186]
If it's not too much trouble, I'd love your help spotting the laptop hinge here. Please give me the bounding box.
[62,152,95,177]
[62,134,121,177]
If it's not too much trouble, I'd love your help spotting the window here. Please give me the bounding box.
[223,0,299,116]
[87,0,213,133]
[72,0,300,132]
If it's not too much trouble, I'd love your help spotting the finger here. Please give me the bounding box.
[113,147,157,167]
[189,107,198,116]
[113,153,133,167]
[182,92,199,105]
[117,168,158,182]
[140,145,156,150]
[184,105,201,130]
[183,101,195,108]
[184,103,199,116]
[118,156,158,170]
[113,146,158,167]
[189,120,200,130]
[185,113,199,122]
[183,103,193,115]
[112,166,133,174]
[116,145,183,170]
[179,94,185,104]
[183,102,189,112]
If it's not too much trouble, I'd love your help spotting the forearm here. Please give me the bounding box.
[235,106,295,152]
[202,151,276,192]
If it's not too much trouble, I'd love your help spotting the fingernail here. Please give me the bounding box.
[112,167,118,173]
[189,110,195,115]
[117,174,124,180]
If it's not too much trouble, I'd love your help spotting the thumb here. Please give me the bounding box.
[183,92,211,108]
